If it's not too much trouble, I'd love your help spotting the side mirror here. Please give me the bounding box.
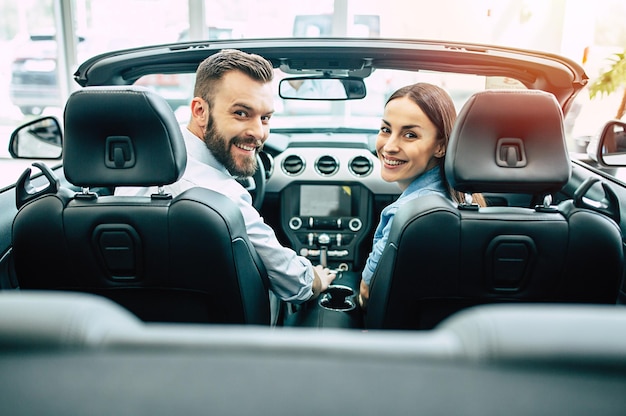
[592,120,626,167]
[9,116,63,159]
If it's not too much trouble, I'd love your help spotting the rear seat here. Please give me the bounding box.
[1,290,626,366]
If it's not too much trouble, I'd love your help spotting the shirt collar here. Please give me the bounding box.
[401,166,444,196]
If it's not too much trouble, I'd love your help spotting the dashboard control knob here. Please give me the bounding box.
[289,216,302,230]
[348,218,362,232]
[318,233,331,246]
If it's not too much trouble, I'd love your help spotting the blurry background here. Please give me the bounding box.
[0,0,625,159]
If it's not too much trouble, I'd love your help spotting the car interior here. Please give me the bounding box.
[1,37,626,413]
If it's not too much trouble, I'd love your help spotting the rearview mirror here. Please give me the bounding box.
[593,120,626,167]
[279,77,366,100]
[9,116,63,159]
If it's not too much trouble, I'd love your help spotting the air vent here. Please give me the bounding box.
[349,156,373,177]
[282,154,305,175]
[315,155,339,176]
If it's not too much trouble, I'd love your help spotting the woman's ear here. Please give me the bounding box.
[435,142,446,158]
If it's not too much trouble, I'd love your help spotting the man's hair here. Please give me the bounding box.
[193,49,274,105]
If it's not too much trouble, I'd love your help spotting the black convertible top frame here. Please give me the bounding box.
[73,37,588,115]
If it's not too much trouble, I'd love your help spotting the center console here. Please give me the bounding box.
[280,182,372,272]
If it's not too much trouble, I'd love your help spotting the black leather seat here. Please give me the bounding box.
[12,86,271,325]
[365,90,623,330]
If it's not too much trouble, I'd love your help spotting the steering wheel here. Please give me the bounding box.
[251,152,267,210]
[237,152,270,210]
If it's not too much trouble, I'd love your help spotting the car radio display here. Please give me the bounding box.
[299,185,352,217]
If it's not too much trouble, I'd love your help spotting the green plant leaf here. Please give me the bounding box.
[589,51,626,100]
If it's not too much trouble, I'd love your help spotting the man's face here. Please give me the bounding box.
[203,70,274,177]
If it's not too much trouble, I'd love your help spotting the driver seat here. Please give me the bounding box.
[12,86,271,325]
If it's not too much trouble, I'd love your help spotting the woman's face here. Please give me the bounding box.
[376,96,444,191]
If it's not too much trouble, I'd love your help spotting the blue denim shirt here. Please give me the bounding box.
[361,166,450,286]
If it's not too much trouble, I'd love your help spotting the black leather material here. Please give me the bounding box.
[13,189,270,324]
[445,90,571,194]
[365,90,623,330]
[63,86,187,187]
[12,87,271,325]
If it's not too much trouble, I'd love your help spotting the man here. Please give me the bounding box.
[117,49,336,303]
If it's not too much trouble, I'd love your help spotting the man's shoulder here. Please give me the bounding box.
[182,158,248,198]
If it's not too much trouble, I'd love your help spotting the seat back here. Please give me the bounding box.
[365,90,623,330]
[12,86,271,325]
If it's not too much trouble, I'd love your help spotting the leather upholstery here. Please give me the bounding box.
[12,86,271,325]
[365,90,622,330]
[445,90,571,194]
[63,86,187,187]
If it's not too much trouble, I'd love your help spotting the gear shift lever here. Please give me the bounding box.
[317,233,331,267]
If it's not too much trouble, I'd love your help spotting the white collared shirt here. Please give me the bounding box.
[115,127,315,303]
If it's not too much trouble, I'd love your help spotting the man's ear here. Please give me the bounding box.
[190,97,209,128]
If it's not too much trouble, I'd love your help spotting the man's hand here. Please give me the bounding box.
[311,265,337,299]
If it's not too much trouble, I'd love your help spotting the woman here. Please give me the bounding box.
[359,83,485,307]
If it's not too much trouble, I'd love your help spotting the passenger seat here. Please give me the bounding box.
[364,89,623,330]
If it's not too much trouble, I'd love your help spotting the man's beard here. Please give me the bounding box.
[203,114,261,178]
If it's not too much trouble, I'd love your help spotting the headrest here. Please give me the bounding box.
[445,90,571,195]
[63,86,187,187]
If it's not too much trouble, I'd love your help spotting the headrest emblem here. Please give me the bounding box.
[105,136,136,169]
[496,138,527,168]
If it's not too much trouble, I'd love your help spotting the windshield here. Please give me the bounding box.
[273,69,524,131]
[142,68,525,133]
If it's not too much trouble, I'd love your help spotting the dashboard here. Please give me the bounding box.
[262,132,401,272]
